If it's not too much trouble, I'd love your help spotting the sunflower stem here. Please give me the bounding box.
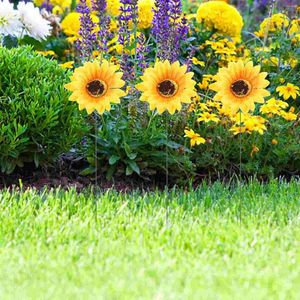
[94,111,99,187]
[238,109,242,224]
[165,111,170,228]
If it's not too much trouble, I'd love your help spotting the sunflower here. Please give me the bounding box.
[136,60,196,114]
[64,60,125,114]
[210,60,270,113]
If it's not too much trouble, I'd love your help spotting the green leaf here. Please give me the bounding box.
[127,160,140,175]
[80,166,96,176]
[109,155,120,165]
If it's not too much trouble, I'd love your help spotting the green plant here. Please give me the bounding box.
[188,118,300,178]
[83,109,193,180]
[0,46,88,173]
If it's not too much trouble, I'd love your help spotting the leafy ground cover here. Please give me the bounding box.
[0,180,299,299]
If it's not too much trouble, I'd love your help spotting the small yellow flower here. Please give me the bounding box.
[60,61,75,69]
[244,116,267,135]
[281,111,297,121]
[272,139,278,145]
[61,12,99,43]
[192,57,205,67]
[107,0,120,16]
[276,83,300,100]
[36,50,57,57]
[289,19,300,36]
[184,129,206,147]
[229,124,246,135]
[279,78,285,84]
[197,112,219,123]
[260,98,288,116]
[218,106,234,117]
[197,74,215,90]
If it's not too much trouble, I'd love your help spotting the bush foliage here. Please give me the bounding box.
[0,46,88,173]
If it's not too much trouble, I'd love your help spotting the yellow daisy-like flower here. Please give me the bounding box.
[64,60,125,114]
[136,60,196,114]
[60,61,75,69]
[197,112,219,123]
[276,83,300,100]
[210,60,270,113]
[229,124,247,135]
[184,129,206,147]
[196,1,244,38]
[244,116,267,135]
[281,111,297,121]
[192,57,205,67]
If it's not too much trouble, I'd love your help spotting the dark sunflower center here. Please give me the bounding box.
[86,80,107,97]
[230,80,251,97]
[157,80,178,98]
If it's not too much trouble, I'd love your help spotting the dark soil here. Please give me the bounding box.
[1,154,298,192]
[0,154,168,192]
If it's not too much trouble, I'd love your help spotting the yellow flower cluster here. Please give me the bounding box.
[196,1,244,38]
[289,20,300,43]
[202,38,240,66]
[190,91,298,137]
[190,95,270,136]
[255,13,290,38]
[197,75,215,90]
[230,115,267,135]
[260,98,297,121]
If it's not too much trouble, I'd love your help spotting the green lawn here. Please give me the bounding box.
[0,181,299,299]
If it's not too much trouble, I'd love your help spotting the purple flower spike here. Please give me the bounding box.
[137,33,149,71]
[92,0,110,52]
[118,0,138,81]
[76,0,97,60]
[152,0,188,63]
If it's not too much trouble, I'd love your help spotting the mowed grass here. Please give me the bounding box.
[0,181,300,300]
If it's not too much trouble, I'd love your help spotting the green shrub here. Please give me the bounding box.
[82,108,193,181]
[0,46,88,173]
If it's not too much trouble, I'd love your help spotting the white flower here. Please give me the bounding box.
[0,0,22,37]
[17,2,51,41]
